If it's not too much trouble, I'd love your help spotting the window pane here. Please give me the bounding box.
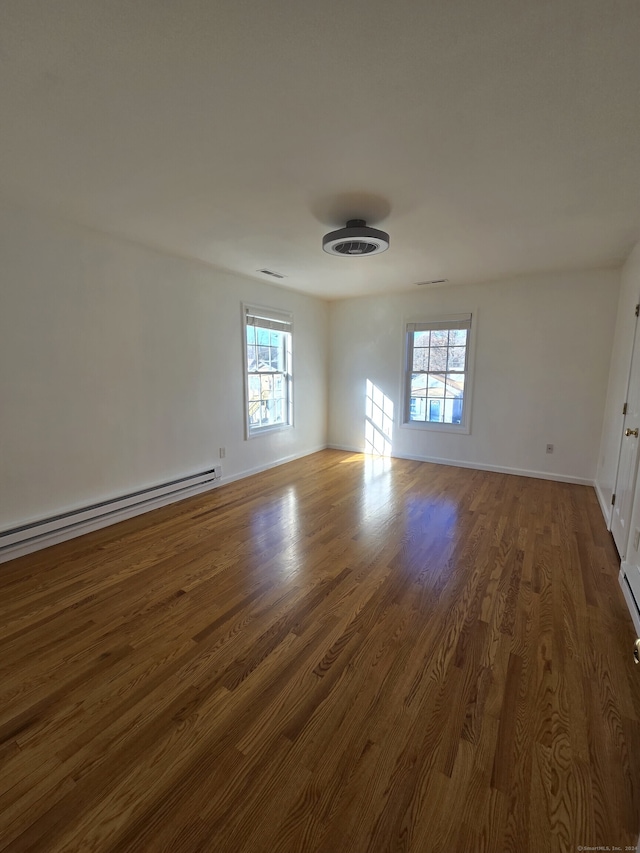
[447,346,466,370]
[248,375,260,397]
[257,327,269,346]
[428,398,443,422]
[273,374,285,398]
[429,347,448,371]
[445,373,465,397]
[449,329,467,346]
[272,343,284,372]
[247,345,256,370]
[411,374,427,397]
[427,373,446,396]
[258,346,270,367]
[414,331,430,347]
[260,374,273,395]
[431,330,448,347]
[410,397,426,421]
[270,330,282,348]
[246,326,256,345]
[412,347,429,371]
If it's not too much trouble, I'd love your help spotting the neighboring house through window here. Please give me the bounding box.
[403,313,473,433]
[244,305,293,437]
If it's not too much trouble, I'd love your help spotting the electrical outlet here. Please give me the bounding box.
[214,465,222,479]
[634,528,640,552]
[219,447,226,459]
[546,444,554,454]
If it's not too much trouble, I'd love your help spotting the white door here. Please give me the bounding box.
[612,308,640,558]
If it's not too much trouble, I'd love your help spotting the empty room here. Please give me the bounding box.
[2,1,640,851]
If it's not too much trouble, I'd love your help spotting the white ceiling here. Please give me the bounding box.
[1,0,640,299]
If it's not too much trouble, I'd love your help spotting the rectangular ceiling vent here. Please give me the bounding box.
[257,269,286,279]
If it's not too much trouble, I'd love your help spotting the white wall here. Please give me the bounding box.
[0,201,329,531]
[328,270,620,484]
[0,196,625,537]
[596,241,640,515]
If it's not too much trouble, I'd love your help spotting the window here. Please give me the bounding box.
[244,305,293,437]
[403,313,473,432]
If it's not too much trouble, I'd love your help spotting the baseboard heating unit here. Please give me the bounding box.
[0,466,222,564]
[620,565,640,637]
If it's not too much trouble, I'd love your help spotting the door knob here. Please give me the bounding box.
[635,639,640,664]
[625,428,639,437]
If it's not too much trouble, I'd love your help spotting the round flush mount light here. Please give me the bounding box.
[322,219,390,256]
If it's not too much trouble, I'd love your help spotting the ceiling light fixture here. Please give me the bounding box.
[322,219,389,257]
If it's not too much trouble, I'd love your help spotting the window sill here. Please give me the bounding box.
[400,420,471,436]
[247,423,293,439]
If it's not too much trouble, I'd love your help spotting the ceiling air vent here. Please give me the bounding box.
[323,220,389,257]
[257,268,286,279]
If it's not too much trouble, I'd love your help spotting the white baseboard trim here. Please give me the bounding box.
[220,445,328,487]
[594,481,613,529]
[327,444,594,486]
[0,445,329,566]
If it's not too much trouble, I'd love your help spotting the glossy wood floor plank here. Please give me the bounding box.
[1,450,640,852]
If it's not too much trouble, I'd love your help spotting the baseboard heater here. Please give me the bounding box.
[621,568,640,637]
[0,466,221,563]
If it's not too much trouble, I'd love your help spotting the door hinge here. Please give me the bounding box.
[612,493,616,506]
[635,304,639,317]
[623,402,628,415]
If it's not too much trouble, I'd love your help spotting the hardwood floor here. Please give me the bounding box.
[1,449,640,852]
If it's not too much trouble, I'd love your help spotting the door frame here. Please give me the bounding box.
[609,298,640,549]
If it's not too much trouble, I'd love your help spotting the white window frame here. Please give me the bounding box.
[401,312,475,435]
[242,303,293,439]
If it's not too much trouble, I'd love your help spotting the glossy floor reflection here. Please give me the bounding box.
[1,450,639,852]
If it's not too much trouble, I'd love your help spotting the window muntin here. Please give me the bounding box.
[404,315,472,430]
[244,306,293,436]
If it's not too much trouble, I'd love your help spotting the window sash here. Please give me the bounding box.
[404,314,472,430]
[244,304,293,436]
[245,307,292,334]
[406,313,471,333]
